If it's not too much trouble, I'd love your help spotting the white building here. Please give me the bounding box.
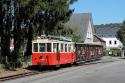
[65,13,106,47]
[65,13,94,43]
[102,37,122,50]
[95,27,123,50]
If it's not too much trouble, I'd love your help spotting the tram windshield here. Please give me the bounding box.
[33,43,51,52]
[39,43,46,52]
[33,43,38,52]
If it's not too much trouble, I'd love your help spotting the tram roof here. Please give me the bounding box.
[47,35,72,42]
[32,35,74,43]
[76,42,103,46]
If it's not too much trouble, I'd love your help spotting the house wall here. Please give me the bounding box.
[84,20,93,43]
[102,37,123,50]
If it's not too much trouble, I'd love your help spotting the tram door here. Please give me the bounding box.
[53,43,60,62]
[56,43,60,61]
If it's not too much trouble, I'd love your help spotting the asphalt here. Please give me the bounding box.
[3,56,125,83]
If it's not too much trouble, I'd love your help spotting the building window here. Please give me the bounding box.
[114,41,117,44]
[109,41,112,45]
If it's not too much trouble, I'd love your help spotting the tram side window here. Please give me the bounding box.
[65,44,67,52]
[47,43,51,52]
[84,46,86,51]
[39,43,45,52]
[33,43,38,52]
[53,43,57,52]
[86,46,88,51]
[68,44,71,52]
[72,44,75,52]
[61,43,64,52]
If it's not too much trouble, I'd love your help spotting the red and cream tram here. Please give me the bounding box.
[32,35,76,67]
[32,35,104,67]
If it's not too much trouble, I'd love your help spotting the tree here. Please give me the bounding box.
[0,0,3,57]
[0,0,3,44]
[0,0,13,65]
[117,21,125,46]
[61,27,80,42]
[22,0,78,57]
[0,0,78,67]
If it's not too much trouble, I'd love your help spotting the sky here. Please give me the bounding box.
[71,0,125,25]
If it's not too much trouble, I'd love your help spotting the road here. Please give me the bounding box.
[3,57,125,83]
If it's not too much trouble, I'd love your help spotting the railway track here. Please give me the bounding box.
[0,58,118,82]
[0,71,39,82]
[0,68,55,82]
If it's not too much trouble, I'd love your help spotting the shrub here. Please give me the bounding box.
[0,64,6,72]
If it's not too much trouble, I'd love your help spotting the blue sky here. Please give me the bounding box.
[71,0,125,25]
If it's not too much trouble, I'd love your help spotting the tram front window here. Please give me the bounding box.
[33,43,38,52]
[39,43,45,52]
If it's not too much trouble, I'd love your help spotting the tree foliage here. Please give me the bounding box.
[0,0,78,68]
[61,27,80,42]
[94,23,121,29]
[117,21,125,46]
[33,0,77,35]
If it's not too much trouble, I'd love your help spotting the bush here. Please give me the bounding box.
[104,49,121,57]
[0,64,6,72]
[104,50,110,56]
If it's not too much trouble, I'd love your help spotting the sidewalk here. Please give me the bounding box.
[99,56,122,63]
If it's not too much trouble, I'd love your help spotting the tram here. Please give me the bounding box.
[75,43,103,62]
[32,35,76,67]
[32,35,103,67]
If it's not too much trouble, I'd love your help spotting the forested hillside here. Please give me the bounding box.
[94,23,121,29]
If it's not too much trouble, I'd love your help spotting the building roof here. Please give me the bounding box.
[65,13,94,42]
[93,34,106,42]
[95,27,118,38]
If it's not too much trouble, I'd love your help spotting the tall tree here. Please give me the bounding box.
[22,0,78,57]
[38,0,77,35]
[0,0,3,57]
[0,0,12,64]
[0,0,78,66]
[117,21,125,46]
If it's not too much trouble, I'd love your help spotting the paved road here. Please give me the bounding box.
[3,57,125,83]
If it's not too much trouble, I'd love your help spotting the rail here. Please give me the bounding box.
[0,71,38,82]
